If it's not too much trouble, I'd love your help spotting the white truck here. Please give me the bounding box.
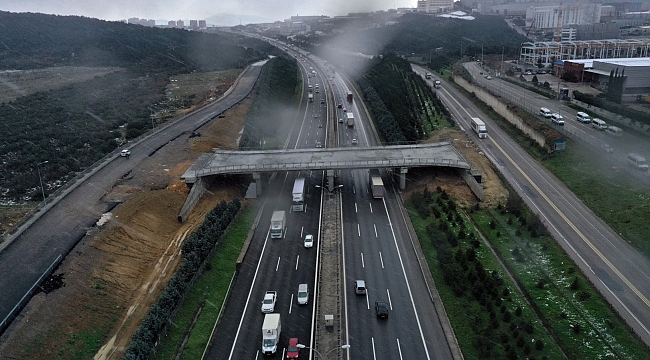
[346,112,354,128]
[308,93,313,102]
[261,313,281,355]
[270,211,286,239]
[470,117,487,139]
[261,291,277,313]
[369,169,385,199]
[434,80,441,88]
[291,177,306,212]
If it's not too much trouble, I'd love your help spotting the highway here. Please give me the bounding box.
[208,42,456,359]
[413,64,650,347]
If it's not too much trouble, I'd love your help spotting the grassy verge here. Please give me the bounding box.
[154,203,258,360]
[407,189,564,359]
[472,206,649,359]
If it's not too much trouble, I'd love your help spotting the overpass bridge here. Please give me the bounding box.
[178,142,480,221]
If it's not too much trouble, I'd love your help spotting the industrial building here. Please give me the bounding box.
[554,57,650,102]
[519,38,650,67]
[417,0,454,13]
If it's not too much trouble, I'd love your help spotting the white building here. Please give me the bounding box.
[526,3,602,31]
[417,0,454,13]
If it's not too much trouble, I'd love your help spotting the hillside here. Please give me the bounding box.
[0,11,272,204]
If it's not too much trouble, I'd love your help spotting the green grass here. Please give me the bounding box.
[472,208,650,359]
[542,145,650,256]
[406,192,564,359]
[154,203,258,360]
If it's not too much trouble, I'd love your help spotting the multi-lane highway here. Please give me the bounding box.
[207,43,456,359]
[413,63,650,347]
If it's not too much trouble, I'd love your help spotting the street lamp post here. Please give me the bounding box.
[315,184,343,195]
[36,160,48,206]
[296,344,350,360]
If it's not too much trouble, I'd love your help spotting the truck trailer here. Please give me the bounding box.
[347,91,353,102]
[470,117,487,139]
[346,112,354,128]
[291,177,306,212]
[270,211,286,239]
[369,169,385,199]
[261,313,281,355]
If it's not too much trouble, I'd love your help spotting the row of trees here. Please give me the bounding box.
[238,56,300,149]
[412,188,546,359]
[123,199,241,360]
[357,53,450,144]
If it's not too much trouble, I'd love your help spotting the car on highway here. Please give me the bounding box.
[551,113,564,125]
[286,337,300,359]
[343,108,347,112]
[318,123,322,128]
[120,149,131,157]
[338,118,343,123]
[351,138,358,145]
[338,103,342,108]
[375,301,389,318]
[304,234,314,248]
[355,280,366,295]
[297,284,309,305]
[315,141,322,148]
[486,75,492,80]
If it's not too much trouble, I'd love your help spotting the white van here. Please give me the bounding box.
[576,112,591,123]
[539,107,552,118]
[605,126,623,137]
[592,118,608,130]
[627,153,649,171]
[551,113,564,125]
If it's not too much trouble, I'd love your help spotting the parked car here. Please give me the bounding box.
[375,301,389,318]
[304,234,314,248]
[286,338,300,359]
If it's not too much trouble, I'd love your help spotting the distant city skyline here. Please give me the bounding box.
[1,0,417,25]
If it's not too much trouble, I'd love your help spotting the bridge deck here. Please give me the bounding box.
[181,142,470,183]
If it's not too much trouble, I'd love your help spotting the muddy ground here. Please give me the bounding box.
[0,88,507,360]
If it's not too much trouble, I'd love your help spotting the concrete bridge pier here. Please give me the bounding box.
[253,172,263,196]
[399,167,408,190]
[327,170,335,192]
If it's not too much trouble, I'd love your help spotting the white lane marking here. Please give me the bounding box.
[387,289,393,310]
[276,257,281,271]
[397,339,403,360]
[357,224,361,237]
[353,184,356,194]
[374,224,378,237]
[379,252,384,269]
[372,337,377,360]
[361,253,365,268]
[295,255,300,270]
[369,203,373,213]
[289,294,294,314]
[300,226,304,237]
[383,198,432,360]
[366,291,370,309]
[355,203,358,213]
[227,231,272,360]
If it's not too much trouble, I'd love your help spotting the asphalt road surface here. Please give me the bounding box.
[413,64,650,347]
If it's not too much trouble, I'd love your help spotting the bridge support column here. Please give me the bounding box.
[399,167,408,190]
[253,173,263,195]
[327,170,335,193]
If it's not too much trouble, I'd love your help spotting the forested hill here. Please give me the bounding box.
[0,11,269,73]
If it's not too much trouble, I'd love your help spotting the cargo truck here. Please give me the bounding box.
[291,177,306,212]
[261,313,281,355]
[470,117,487,139]
[347,91,353,102]
[346,112,354,128]
[270,211,286,238]
[369,169,385,198]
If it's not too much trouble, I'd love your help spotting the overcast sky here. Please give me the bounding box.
[1,0,416,24]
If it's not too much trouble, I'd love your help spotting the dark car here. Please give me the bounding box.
[286,337,300,359]
[375,301,389,318]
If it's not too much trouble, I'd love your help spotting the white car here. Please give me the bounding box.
[304,234,314,248]
[120,149,131,157]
